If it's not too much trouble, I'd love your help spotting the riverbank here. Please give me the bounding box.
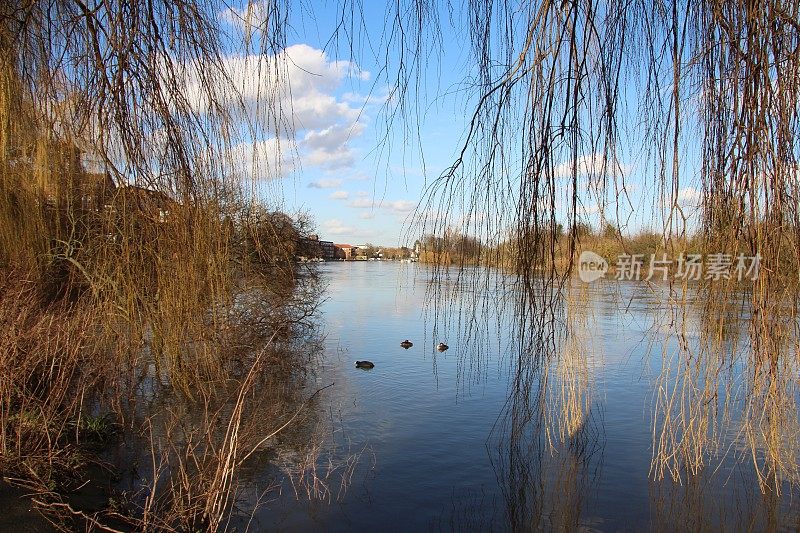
[0,258,325,529]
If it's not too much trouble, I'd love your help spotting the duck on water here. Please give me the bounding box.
[400,339,413,349]
[436,343,448,352]
[355,360,375,369]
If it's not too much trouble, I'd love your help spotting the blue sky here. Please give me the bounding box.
[210,1,472,245]
[215,1,704,245]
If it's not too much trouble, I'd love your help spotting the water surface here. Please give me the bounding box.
[250,261,799,531]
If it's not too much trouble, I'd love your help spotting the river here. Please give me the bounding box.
[247,261,799,531]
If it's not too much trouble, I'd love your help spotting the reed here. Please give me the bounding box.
[0,272,101,484]
[0,1,343,528]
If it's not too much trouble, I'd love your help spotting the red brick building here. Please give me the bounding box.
[334,244,357,260]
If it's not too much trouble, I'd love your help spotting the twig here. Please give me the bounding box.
[237,382,335,467]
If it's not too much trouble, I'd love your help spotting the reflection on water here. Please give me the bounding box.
[70,261,795,530]
[236,262,800,531]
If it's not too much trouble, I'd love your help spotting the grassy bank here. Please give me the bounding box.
[0,187,325,529]
[0,5,334,528]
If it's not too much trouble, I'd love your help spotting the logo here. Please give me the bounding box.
[578,251,608,283]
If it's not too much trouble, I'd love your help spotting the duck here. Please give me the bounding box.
[355,360,375,369]
[400,339,413,349]
[436,342,449,352]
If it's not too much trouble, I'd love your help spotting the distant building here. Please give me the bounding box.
[334,243,357,260]
[113,184,177,223]
[353,244,377,260]
[411,240,421,260]
[298,234,321,259]
[78,172,116,211]
[319,240,335,261]
[297,235,336,261]
[39,171,116,211]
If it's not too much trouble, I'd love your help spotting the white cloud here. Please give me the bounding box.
[322,218,381,240]
[323,218,354,236]
[302,123,366,170]
[330,190,349,200]
[677,186,702,206]
[553,153,630,180]
[383,200,415,213]
[359,212,375,220]
[219,2,272,31]
[175,44,368,180]
[308,178,343,189]
[228,138,295,180]
[320,218,381,242]
[179,45,365,125]
[348,197,373,208]
[583,203,601,215]
[348,196,415,213]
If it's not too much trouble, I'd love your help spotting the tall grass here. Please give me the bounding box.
[0,273,103,484]
[0,1,343,528]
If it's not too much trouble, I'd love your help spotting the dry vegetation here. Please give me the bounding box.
[0,1,341,529]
